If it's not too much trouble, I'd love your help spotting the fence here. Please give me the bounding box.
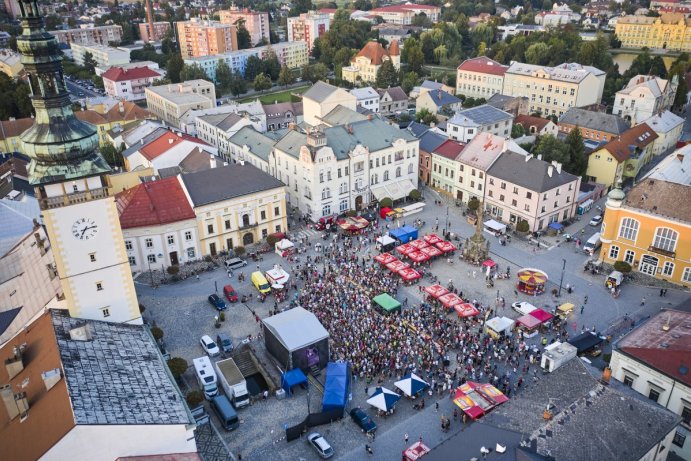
[285,408,344,442]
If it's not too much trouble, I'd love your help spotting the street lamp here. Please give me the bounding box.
[443,205,449,237]
[558,258,566,297]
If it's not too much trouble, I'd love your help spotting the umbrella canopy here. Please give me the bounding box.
[386,260,410,272]
[407,250,430,263]
[424,284,449,299]
[394,373,429,397]
[435,241,457,253]
[517,268,548,285]
[439,292,463,309]
[373,293,401,313]
[395,243,415,256]
[482,259,497,268]
[454,303,480,318]
[423,233,443,244]
[529,308,554,323]
[399,267,421,281]
[516,314,542,330]
[420,246,443,257]
[548,222,564,231]
[408,239,429,250]
[366,386,401,412]
[338,216,369,232]
[375,252,397,265]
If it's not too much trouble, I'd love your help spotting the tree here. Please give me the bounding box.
[244,55,262,81]
[91,75,104,89]
[167,357,188,380]
[289,0,313,15]
[376,60,398,89]
[100,142,124,167]
[533,135,569,165]
[516,220,530,233]
[82,52,97,74]
[403,38,424,74]
[564,126,587,176]
[186,390,204,408]
[150,327,164,342]
[408,189,422,201]
[401,71,418,95]
[253,72,272,92]
[379,197,393,208]
[511,123,525,139]
[467,197,480,212]
[236,22,252,49]
[277,66,296,87]
[301,63,328,83]
[261,50,281,81]
[228,71,247,97]
[215,60,233,94]
[180,63,208,82]
[524,42,549,65]
[416,108,438,125]
[166,53,184,83]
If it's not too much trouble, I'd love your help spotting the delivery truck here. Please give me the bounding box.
[215,357,251,408]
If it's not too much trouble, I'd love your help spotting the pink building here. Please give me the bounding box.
[219,7,270,46]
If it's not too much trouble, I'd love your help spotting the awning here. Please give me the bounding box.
[395,243,415,256]
[484,219,506,233]
[424,284,449,298]
[420,246,443,257]
[548,222,564,231]
[370,179,417,201]
[516,314,542,330]
[454,303,480,318]
[435,241,457,253]
[407,251,430,263]
[485,316,515,333]
[529,308,554,323]
[399,267,421,281]
[376,235,396,247]
[373,293,401,313]
[374,252,397,265]
[408,239,429,250]
[423,233,443,244]
[386,260,410,272]
[439,292,463,309]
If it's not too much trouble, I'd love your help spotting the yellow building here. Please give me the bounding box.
[75,100,154,146]
[615,13,691,51]
[176,19,238,59]
[585,123,657,189]
[342,41,400,84]
[599,147,691,287]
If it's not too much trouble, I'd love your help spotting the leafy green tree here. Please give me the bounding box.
[228,71,247,96]
[401,71,418,95]
[236,20,252,49]
[180,63,208,82]
[215,60,233,94]
[244,55,262,80]
[290,0,313,16]
[277,66,296,87]
[301,63,328,83]
[511,124,525,139]
[533,135,569,166]
[167,357,188,380]
[564,126,587,176]
[166,53,184,83]
[82,52,97,74]
[261,50,281,80]
[100,142,124,167]
[376,60,399,89]
[402,38,424,74]
[253,72,272,92]
[416,108,438,125]
[91,75,104,89]
[524,43,549,65]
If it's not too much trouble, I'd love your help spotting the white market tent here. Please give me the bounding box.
[263,306,328,352]
[485,316,515,337]
[275,239,294,256]
[376,235,396,246]
[484,219,507,235]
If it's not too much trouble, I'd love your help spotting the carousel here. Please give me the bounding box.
[516,268,548,295]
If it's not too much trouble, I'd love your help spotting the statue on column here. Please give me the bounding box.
[462,201,490,265]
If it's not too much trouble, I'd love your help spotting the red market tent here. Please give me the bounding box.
[386,260,410,272]
[407,251,430,263]
[399,267,421,281]
[424,284,449,298]
[396,243,415,256]
[402,441,431,461]
[435,241,457,253]
[408,239,429,250]
[374,252,397,265]
[454,303,480,318]
[452,382,509,420]
[516,314,542,330]
[337,216,369,232]
[420,246,443,258]
[439,292,463,309]
[530,308,554,323]
[482,259,497,268]
[423,233,443,245]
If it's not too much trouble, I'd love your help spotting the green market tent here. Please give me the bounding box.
[373,293,401,314]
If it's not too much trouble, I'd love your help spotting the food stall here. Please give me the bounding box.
[605,271,623,289]
[275,239,295,257]
[438,292,463,309]
[389,225,419,243]
[423,284,450,299]
[483,219,507,236]
[529,308,554,326]
[380,207,395,220]
[398,267,422,283]
[373,293,401,314]
[265,265,290,286]
[516,268,548,295]
[402,441,431,461]
[484,316,515,339]
[374,252,397,265]
[395,243,415,256]
[407,251,430,264]
[386,260,410,273]
[556,303,574,319]
[423,233,443,245]
[435,240,457,253]
[516,314,542,337]
[337,216,370,234]
[453,303,480,318]
[375,235,397,253]
[408,239,429,250]
[452,382,509,420]
[420,245,443,259]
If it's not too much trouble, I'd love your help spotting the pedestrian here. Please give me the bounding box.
[660,288,664,297]
[641,297,646,306]
[435,401,439,412]
[404,433,409,444]
[663,288,668,297]
[237,454,242,461]
[196,274,199,281]
[580,305,585,315]
[584,296,588,304]
[366,444,373,455]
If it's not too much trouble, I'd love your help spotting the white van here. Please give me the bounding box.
[512,301,537,316]
[193,356,219,399]
[583,232,602,255]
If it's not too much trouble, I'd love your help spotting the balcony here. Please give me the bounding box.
[38,187,110,210]
[239,222,258,231]
[647,245,675,258]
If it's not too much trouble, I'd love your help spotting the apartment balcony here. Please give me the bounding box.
[38,187,110,210]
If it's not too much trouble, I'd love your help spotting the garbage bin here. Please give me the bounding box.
[275,388,286,400]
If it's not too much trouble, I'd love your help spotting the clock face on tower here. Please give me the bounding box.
[71,218,99,240]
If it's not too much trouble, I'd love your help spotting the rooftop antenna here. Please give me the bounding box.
[662,313,671,332]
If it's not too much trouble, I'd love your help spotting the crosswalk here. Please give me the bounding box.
[292,228,321,242]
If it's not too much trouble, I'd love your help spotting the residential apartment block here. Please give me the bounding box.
[176,19,238,59]
[350,87,381,113]
[219,6,270,46]
[600,147,691,287]
[643,110,685,156]
[369,4,441,24]
[456,57,509,100]
[287,11,330,52]
[184,41,308,80]
[454,132,508,203]
[615,13,691,51]
[50,25,123,46]
[446,105,514,143]
[138,21,171,43]
[145,80,216,128]
[613,74,678,125]
[102,66,163,101]
[485,152,581,231]
[558,108,630,143]
[302,81,357,127]
[501,62,606,117]
[70,43,130,68]
[342,40,400,84]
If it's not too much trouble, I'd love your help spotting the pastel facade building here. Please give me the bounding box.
[101,66,163,101]
[342,40,400,84]
[145,80,217,128]
[70,43,130,68]
[219,6,270,46]
[287,11,330,52]
[176,19,238,59]
[50,25,123,46]
[615,13,691,51]
[613,75,678,125]
[138,21,171,43]
[456,57,508,100]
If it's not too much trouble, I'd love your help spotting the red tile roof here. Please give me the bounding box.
[457,57,509,76]
[599,123,658,162]
[433,139,465,160]
[102,66,162,82]
[116,177,196,228]
[515,115,553,132]
[353,41,394,66]
[139,131,208,161]
[372,4,438,12]
[0,117,34,140]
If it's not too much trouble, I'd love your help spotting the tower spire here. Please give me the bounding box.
[17,0,110,186]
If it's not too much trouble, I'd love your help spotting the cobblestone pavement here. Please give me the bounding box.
[136,189,689,461]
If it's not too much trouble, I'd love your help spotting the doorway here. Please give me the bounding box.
[243,233,254,245]
[355,195,363,210]
[209,242,217,256]
[169,251,178,266]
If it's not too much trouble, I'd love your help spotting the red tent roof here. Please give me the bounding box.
[408,239,429,250]
[386,260,410,272]
[454,303,480,318]
[399,267,421,281]
[407,251,430,263]
[116,177,195,228]
[423,284,449,298]
[435,241,457,253]
[423,233,443,244]
[374,252,397,265]
[529,308,554,323]
[516,314,542,330]
[420,246,443,257]
[439,292,463,308]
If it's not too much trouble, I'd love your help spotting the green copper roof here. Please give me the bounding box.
[16,0,110,185]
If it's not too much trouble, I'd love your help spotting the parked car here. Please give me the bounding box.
[200,335,220,357]
[208,294,227,310]
[349,407,377,433]
[216,332,233,353]
[589,215,602,226]
[225,257,247,270]
[223,284,238,303]
[307,432,334,459]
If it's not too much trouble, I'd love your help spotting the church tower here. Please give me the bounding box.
[18,0,141,324]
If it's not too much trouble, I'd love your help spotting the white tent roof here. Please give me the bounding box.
[376,235,396,246]
[486,316,515,333]
[275,239,294,250]
[484,219,507,232]
[262,306,329,352]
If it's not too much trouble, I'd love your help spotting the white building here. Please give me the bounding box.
[613,75,678,125]
[446,105,514,143]
[302,81,357,127]
[350,86,380,113]
[610,309,691,461]
[287,11,330,52]
[145,80,217,128]
[179,100,267,135]
[122,128,218,173]
[117,176,200,273]
[70,43,130,68]
[101,66,162,101]
[643,110,685,156]
[195,112,260,159]
[456,56,508,100]
[184,41,308,80]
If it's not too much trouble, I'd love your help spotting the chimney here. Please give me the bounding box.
[554,162,562,174]
[41,368,62,392]
[118,101,124,114]
[525,154,531,162]
[0,385,19,420]
[240,159,245,166]
[601,367,612,384]
[547,165,554,177]
[210,154,216,168]
[367,114,373,121]
[677,152,685,162]
[168,138,174,144]
[69,323,93,341]
[537,154,542,160]
[145,0,155,42]
[5,344,26,380]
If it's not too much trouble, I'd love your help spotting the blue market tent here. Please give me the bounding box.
[281,368,308,396]
[548,222,564,231]
[321,362,350,414]
[389,225,418,243]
